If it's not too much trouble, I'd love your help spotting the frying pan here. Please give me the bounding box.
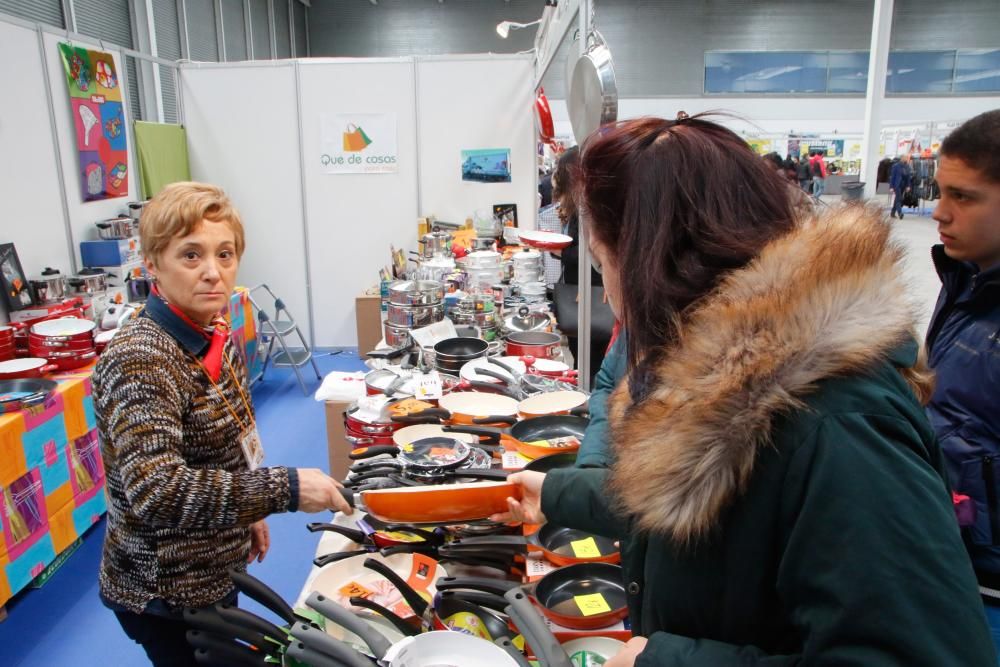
[535,87,555,146]
[444,415,587,460]
[392,392,521,426]
[307,551,448,622]
[0,378,57,414]
[436,561,628,630]
[567,30,619,145]
[359,480,522,525]
[348,436,472,470]
[358,557,519,642]
[516,390,588,419]
[440,523,620,567]
[524,451,578,473]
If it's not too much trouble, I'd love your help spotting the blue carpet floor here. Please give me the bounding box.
[0,349,367,667]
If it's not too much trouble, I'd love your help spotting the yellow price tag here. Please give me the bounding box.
[570,536,601,559]
[574,592,612,617]
[401,443,414,453]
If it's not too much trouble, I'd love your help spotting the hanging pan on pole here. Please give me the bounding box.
[566,30,618,145]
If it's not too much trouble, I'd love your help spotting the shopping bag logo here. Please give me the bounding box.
[343,123,372,152]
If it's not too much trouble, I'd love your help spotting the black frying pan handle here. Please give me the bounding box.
[348,596,420,637]
[487,356,518,376]
[182,607,268,651]
[338,487,356,509]
[391,408,451,422]
[305,591,393,661]
[474,368,515,385]
[446,468,511,481]
[307,523,367,543]
[285,639,359,667]
[437,589,513,615]
[379,544,438,558]
[387,415,441,426]
[504,588,573,667]
[289,622,373,667]
[314,549,371,568]
[464,380,520,398]
[434,575,520,596]
[436,552,516,574]
[215,604,288,646]
[186,630,269,667]
[228,570,297,626]
[442,424,505,438]
[472,414,518,425]
[569,405,590,418]
[495,636,532,667]
[362,557,429,617]
[349,445,400,460]
[445,535,529,549]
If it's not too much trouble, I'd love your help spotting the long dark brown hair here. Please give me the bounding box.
[552,146,580,219]
[577,114,797,401]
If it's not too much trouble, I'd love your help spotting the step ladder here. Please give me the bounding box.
[247,284,321,395]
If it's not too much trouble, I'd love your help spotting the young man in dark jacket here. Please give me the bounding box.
[926,109,1000,621]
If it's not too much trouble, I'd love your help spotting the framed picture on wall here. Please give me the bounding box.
[0,243,35,311]
[493,203,518,229]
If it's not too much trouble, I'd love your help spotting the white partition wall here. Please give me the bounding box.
[179,62,312,341]
[416,55,537,230]
[297,59,419,348]
[179,54,537,348]
[0,22,72,282]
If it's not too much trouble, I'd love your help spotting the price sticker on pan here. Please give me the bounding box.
[574,592,612,616]
[570,536,601,559]
[338,581,374,599]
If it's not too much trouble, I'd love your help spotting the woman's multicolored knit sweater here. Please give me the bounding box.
[93,295,299,613]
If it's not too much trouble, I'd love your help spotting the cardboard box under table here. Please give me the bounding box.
[0,367,106,612]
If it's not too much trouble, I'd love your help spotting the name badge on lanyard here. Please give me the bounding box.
[241,426,265,471]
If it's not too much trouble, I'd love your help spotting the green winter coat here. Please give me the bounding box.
[542,208,996,665]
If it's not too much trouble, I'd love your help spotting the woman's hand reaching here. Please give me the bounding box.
[489,471,547,524]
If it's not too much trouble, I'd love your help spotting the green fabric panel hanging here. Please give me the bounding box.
[134,121,191,198]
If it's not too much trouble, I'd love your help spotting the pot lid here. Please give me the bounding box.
[77,267,107,277]
[505,309,550,332]
[0,358,48,373]
[41,267,62,277]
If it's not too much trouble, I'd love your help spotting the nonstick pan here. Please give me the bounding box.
[0,378,57,414]
[439,523,620,567]
[444,415,587,459]
[436,562,628,630]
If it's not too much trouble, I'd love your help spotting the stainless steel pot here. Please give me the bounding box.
[419,232,452,259]
[567,30,619,144]
[95,216,134,240]
[383,322,412,348]
[30,268,67,303]
[386,302,444,328]
[68,269,108,295]
[388,280,445,306]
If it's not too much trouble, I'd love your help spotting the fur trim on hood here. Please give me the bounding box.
[607,206,922,544]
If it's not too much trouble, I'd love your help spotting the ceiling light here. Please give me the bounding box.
[496,19,542,39]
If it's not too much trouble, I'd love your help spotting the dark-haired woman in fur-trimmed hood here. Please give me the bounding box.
[492,116,996,666]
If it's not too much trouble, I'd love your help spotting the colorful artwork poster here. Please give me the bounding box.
[461,148,511,183]
[58,43,128,201]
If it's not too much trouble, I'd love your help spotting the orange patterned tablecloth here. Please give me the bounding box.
[0,367,105,608]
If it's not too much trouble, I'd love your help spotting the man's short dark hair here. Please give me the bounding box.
[940,110,1000,183]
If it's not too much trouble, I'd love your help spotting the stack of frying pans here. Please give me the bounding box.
[28,318,97,371]
[0,326,15,362]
